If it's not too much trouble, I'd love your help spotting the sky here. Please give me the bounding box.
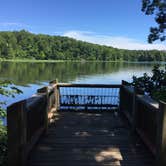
[0,0,165,50]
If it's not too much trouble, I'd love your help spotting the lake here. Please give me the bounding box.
[0,61,164,107]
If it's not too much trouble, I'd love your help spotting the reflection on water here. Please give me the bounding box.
[0,61,162,106]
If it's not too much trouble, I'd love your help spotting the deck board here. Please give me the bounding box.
[28,112,154,166]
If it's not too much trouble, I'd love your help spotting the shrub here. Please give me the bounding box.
[132,65,166,102]
[0,125,7,166]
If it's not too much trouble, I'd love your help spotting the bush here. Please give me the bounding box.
[132,65,166,102]
[0,125,7,166]
[151,87,166,102]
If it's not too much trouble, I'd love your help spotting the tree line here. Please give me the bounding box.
[0,30,166,61]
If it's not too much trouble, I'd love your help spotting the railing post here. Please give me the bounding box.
[119,81,125,112]
[120,80,132,111]
[156,101,166,166]
[54,79,60,111]
[49,79,57,109]
[37,87,49,133]
[49,79,57,85]
[7,100,27,166]
[131,87,136,131]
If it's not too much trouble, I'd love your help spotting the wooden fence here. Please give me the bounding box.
[120,80,166,166]
[7,81,57,166]
[7,80,166,166]
[57,83,120,111]
[7,81,121,166]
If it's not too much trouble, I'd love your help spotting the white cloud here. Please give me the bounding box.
[63,30,166,50]
[0,22,28,28]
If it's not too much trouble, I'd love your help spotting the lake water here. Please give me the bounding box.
[0,61,163,107]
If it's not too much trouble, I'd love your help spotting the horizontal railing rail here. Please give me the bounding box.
[7,79,166,166]
[7,82,57,166]
[57,83,121,111]
[57,83,121,88]
[135,94,159,155]
[120,80,166,166]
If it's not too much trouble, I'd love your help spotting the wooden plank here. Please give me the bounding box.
[26,127,45,157]
[136,128,156,155]
[7,91,49,166]
[122,80,131,86]
[60,103,118,107]
[156,101,166,166]
[7,100,27,166]
[136,95,159,110]
[59,109,118,112]
[55,84,60,111]
[26,95,46,110]
[123,85,134,94]
[28,112,154,166]
[57,83,121,88]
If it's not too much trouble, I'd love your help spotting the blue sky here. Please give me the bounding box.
[0,0,165,50]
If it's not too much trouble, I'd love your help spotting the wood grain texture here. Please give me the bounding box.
[28,112,154,166]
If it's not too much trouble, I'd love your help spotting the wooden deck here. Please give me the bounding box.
[28,111,154,166]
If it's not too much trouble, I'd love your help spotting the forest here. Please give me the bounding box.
[0,30,166,61]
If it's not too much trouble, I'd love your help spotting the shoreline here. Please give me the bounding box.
[0,59,165,64]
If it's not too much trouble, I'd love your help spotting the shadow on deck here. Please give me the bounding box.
[28,111,154,166]
[9,82,164,166]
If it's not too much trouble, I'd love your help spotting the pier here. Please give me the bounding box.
[7,80,166,166]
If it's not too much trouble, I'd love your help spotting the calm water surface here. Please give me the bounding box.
[0,61,163,107]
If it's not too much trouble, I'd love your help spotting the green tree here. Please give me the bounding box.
[0,30,165,61]
[142,0,166,43]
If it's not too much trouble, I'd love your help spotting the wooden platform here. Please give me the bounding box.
[28,111,154,166]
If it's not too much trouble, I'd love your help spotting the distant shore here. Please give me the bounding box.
[0,59,165,64]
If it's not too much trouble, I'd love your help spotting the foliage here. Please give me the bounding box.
[0,30,166,61]
[0,80,22,124]
[0,125,7,166]
[142,0,166,43]
[132,65,166,101]
[151,87,166,101]
[0,81,22,165]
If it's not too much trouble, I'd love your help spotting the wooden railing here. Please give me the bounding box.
[7,81,121,166]
[119,80,135,123]
[7,81,57,166]
[7,80,166,166]
[120,80,166,166]
[57,83,121,111]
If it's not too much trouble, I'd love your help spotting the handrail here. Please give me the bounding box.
[7,82,57,166]
[57,83,121,88]
[120,80,166,166]
[57,83,121,111]
[135,94,158,155]
[6,80,166,166]
[136,94,159,110]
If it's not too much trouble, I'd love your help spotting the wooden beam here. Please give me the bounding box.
[55,81,60,111]
[7,100,27,166]
[36,88,49,133]
[156,101,166,166]
[60,103,118,107]
[49,79,58,85]
[57,83,121,88]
